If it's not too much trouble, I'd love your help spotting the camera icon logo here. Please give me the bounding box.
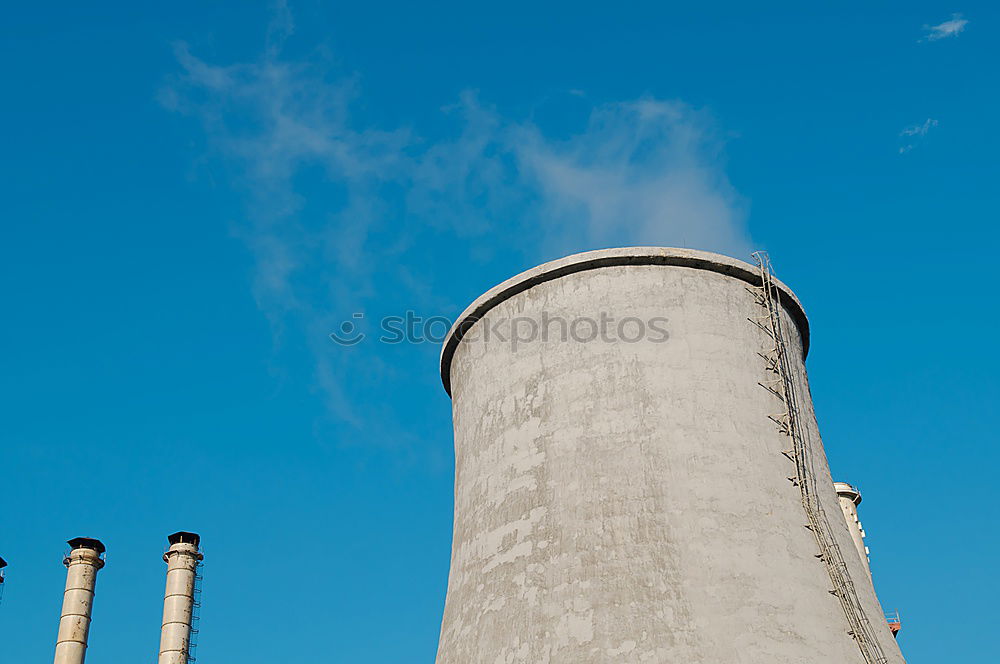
[329,313,366,346]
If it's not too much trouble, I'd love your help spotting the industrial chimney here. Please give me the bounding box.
[54,537,105,664]
[835,482,872,575]
[435,248,904,663]
[158,531,203,664]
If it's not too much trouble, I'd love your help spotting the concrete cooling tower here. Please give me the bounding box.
[435,248,904,663]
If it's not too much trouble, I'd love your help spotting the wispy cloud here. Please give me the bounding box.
[921,13,969,42]
[898,118,938,154]
[405,93,750,257]
[161,10,751,441]
[515,99,747,256]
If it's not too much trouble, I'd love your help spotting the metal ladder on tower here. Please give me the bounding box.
[748,251,889,664]
[187,565,203,663]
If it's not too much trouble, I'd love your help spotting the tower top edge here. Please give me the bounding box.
[439,246,810,396]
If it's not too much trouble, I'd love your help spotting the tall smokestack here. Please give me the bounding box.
[158,532,203,664]
[834,481,872,575]
[54,537,105,664]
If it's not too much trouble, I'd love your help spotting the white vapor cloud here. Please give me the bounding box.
[162,12,751,437]
[901,118,938,137]
[515,99,748,256]
[921,14,969,42]
[161,40,410,308]
[898,118,938,153]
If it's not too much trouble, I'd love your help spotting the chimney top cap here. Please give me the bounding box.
[67,537,106,554]
[833,482,862,504]
[167,531,201,547]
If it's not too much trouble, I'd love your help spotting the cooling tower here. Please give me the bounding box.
[435,248,904,663]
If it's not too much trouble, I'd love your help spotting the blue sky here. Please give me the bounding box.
[1,2,997,661]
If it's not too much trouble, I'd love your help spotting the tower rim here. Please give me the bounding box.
[439,246,810,396]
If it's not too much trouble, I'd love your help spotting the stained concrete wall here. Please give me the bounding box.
[54,540,105,664]
[835,482,872,577]
[158,533,202,664]
[436,248,904,664]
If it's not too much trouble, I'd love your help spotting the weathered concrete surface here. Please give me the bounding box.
[436,248,904,664]
[835,482,872,578]
[158,532,203,664]
[54,539,105,664]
